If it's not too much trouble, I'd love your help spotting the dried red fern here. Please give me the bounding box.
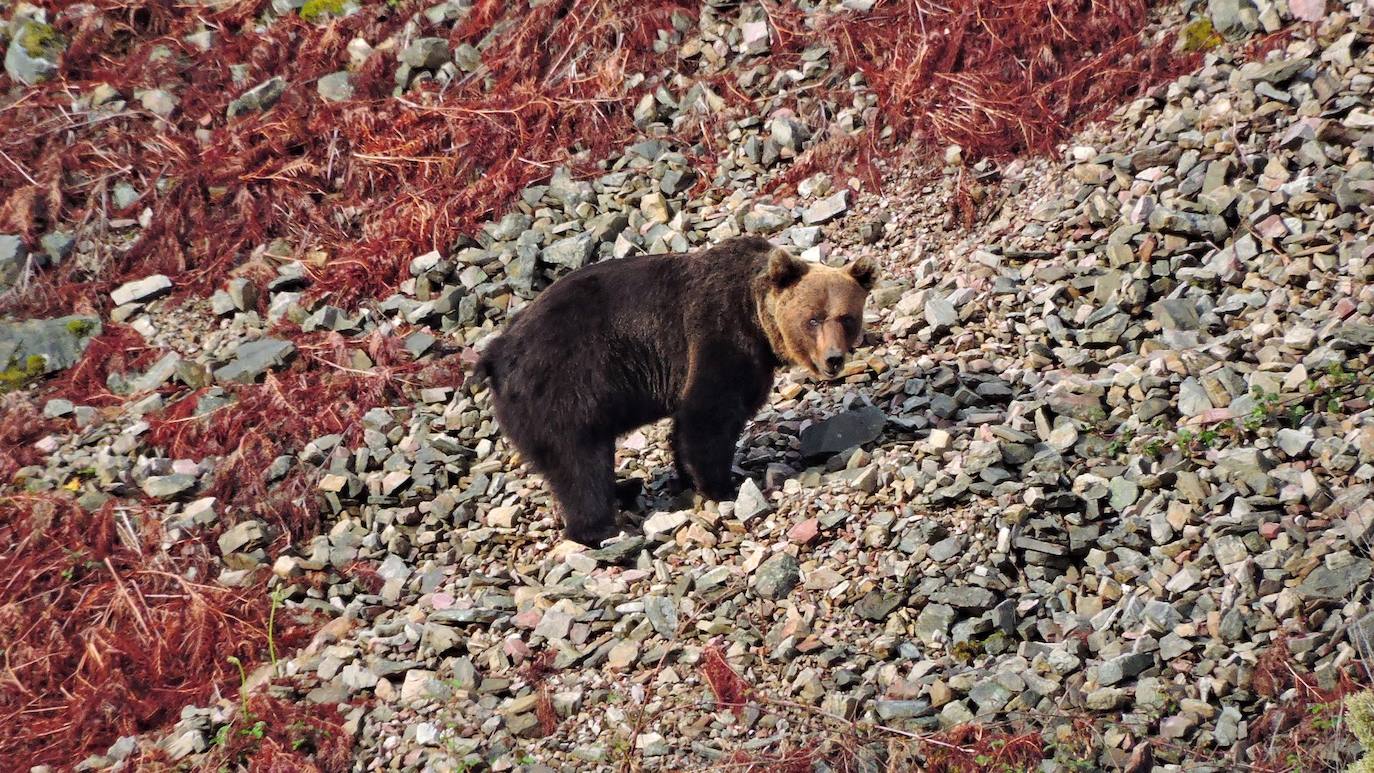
[823,0,1194,160]
[0,394,59,483]
[0,494,314,767]
[701,643,752,715]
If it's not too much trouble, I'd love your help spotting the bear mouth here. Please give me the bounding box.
[812,357,845,380]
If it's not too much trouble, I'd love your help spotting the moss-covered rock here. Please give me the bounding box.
[0,315,101,392]
[4,19,64,84]
[299,0,358,23]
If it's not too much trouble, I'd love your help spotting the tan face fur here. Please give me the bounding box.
[759,250,875,380]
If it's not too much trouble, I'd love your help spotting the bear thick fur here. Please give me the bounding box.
[476,236,875,546]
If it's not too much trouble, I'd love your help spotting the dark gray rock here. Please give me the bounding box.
[226,77,287,119]
[799,407,886,458]
[1298,559,1371,601]
[213,338,295,384]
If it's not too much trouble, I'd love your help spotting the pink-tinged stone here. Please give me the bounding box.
[1193,408,1235,425]
[1335,298,1358,319]
[1259,522,1282,540]
[430,592,454,609]
[788,518,819,545]
[512,609,542,629]
[1290,0,1326,21]
[503,637,531,659]
[1256,214,1288,239]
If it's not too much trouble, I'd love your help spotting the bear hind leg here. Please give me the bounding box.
[537,438,620,547]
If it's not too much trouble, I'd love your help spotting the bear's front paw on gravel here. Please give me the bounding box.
[565,523,624,548]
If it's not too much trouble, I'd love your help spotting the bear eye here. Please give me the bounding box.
[807,317,822,329]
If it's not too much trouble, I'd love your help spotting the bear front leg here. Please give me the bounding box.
[538,438,620,546]
[673,408,747,502]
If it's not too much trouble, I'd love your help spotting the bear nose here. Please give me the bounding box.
[824,354,845,374]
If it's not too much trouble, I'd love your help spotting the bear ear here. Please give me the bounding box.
[848,256,876,291]
[766,250,809,289]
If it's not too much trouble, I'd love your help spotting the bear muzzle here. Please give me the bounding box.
[819,351,846,379]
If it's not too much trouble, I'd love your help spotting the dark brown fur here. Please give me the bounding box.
[475,236,874,545]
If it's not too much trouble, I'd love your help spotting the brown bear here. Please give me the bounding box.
[475,235,875,546]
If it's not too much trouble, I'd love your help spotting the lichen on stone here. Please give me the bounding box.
[18,20,63,57]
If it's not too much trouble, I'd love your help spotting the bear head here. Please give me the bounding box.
[756,249,876,380]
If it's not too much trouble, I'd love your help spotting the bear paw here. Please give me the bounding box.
[565,522,623,548]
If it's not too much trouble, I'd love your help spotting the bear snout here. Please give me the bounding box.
[823,352,845,376]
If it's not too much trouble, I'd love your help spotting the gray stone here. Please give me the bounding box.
[1108,477,1139,510]
[914,603,956,647]
[586,537,645,564]
[217,520,265,555]
[1214,705,1242,747]
[140,474,198,499]
[769,117,808,150]
[401,37,450,69]
[1097,652,1154,686]
[642,510,688,541]
[875,700,932,720]
[140,89,178,117]
[969,681,1013,714]
[1298,560,1371,601]
[929,586,996,611]
[927,536,965,563]
[1178,377,1213,416]
[1085,687,1127,711]
[490,212,532,241]
[803,191,849,225]
[111,275,173,306]
[1276,428,1313,457]
[743,204,792,233]
[752,552,801,599]
[533,603,575,641]
[543,232,596,270]
[213,338,295,384]
[644,595,677,637]
[856,589,904,621]
[925,295,958,330]
[1208,0,1254,39]
[636,732,669,757]
[131,353,182,393]
[734,478,771,523]
[226,77,287,119]
[1153,299,1200,330]
[317,71,354,101]
[0,234,28,289]
[43,398,73,418]
[1147,207,1227,240]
